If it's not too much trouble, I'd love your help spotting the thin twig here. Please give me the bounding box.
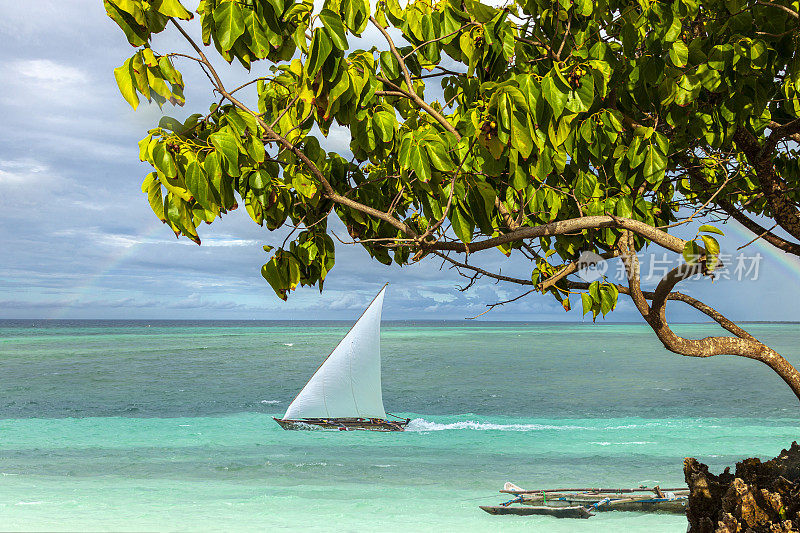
[737,223,779,250]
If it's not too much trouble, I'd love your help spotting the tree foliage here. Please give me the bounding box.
[106,0,800,398]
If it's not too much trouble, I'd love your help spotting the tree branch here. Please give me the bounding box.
[429,215,687,254]
[170,19,417,238]
[678,152,800,256]
[370,16,461,141]
[756,0,800,19]
[734,128,800,243]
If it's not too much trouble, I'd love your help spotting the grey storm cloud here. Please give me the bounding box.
[0,1,797,322]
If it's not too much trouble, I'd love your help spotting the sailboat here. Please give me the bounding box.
[273,284,410,432]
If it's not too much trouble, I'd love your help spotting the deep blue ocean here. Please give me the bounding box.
[1,320,798,531]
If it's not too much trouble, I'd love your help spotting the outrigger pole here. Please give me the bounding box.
[500,486,688,494]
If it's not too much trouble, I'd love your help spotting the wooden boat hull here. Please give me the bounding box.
[273,417,408,432]
[479,505,593,519]
[521,493,687,514]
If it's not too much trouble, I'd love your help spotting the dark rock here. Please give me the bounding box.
[685,442,800,532]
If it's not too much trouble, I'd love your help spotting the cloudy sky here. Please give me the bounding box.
[1,1,798,322]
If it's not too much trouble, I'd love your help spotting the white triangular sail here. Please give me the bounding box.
[283,286,387,420]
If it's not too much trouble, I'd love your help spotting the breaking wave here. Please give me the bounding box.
[589,441,656,446]
[405,418,680,432]
[406,418,590,432]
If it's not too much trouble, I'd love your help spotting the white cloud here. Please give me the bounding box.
[418,290,458,303]
[87,230,261,249]
[12,59,88,85]
[0,58,94,109]
[0,158,53,189]
[326,292,370,310]
[184,237,261,247]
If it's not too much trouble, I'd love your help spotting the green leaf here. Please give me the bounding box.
[701,235,720,255]
[409,144,431,182]
[210,131,240,168]
[138,134,152,161]
[541,70,569,119]
[110,0,145,24]
[643,143,666,183]
[130,51,150,99]
[114,59,139,110]
[144,172,166,222]
[683,240,702,264]
[473,181,496,217]
[151,0,193,19]
[669,41,689,68]
[261,256,288,300]
[372,111,395,142]
[203,151,223,187]
[698,224,725,236]
[576,0,593,16]
[249,11,276,58]
[151,142,177,178]
[158,56,183,87]
[597,284,618,316]
[146,66,171,101]
[379,51,400,79]
[615,196,633,218]
[581,292,593,316]
[567,73,595,113]
[511,109,534,159]
[602,283,618,314]
[246,134,266,163]
[104,0,149,47]
[708,44,733,71]
[213,1,245,52]
[589,281,600,302]
[185,161,213,211]
[425,142,455,172]
[319,9,348,51]
[749,40,768,69]
[325,67,351,116]
[249,168,270,189]
[141,48,158,67]
[292,173,317,198]
[307,29,333,78]
[575,173,598,201]
[449,207,473,243]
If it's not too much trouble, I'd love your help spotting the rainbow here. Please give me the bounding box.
[49,223,169,319]
[722,220,800,282]
[48,217,800,319]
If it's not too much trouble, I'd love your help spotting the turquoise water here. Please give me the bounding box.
[1,321,799,531]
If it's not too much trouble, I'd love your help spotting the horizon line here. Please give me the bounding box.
[1,318,798,325]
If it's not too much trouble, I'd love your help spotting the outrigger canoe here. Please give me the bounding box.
[479,505,593,519]
[517,491,688,513]
[480,482,689,519]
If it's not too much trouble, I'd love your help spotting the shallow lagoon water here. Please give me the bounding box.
[1,320,798,531]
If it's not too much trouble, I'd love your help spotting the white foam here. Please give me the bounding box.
[404,418,676,432]
[590,441,655,446]
[261,400,281,404]
[283,343,294,347]
[405,418,590,432]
